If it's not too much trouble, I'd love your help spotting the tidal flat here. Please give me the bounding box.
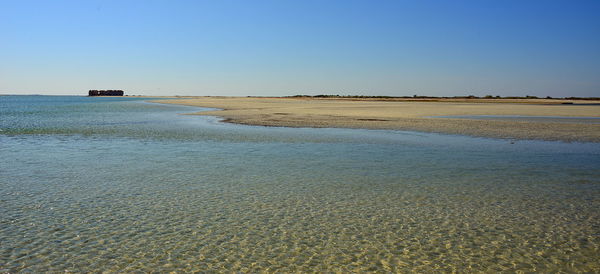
[155,96,600,142]
[1,95,599,272]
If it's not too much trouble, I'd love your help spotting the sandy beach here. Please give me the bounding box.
[153,97,600,142]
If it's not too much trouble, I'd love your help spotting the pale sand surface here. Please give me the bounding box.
[153,97,600,142]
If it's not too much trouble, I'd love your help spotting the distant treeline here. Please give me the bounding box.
[288,94,600,100]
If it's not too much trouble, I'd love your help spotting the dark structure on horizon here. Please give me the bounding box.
[88,90,124,96]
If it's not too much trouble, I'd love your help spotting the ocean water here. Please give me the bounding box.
[1,95,599,272]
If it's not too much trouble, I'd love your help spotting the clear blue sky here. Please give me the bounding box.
[1,0,599,97]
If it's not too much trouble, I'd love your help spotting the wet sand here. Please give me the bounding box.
[153,97,600,142]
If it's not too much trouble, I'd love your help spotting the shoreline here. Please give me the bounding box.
[151,97,600,142]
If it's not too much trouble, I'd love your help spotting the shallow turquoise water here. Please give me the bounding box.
[1,96,599,272]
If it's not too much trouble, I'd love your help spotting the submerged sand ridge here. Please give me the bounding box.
[153,97,600,142]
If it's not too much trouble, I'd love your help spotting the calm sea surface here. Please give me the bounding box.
[1,95,599,272]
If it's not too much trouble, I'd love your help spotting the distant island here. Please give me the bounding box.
[88,90,124,96]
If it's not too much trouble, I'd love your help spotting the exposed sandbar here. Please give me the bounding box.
[152,97,600,142]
